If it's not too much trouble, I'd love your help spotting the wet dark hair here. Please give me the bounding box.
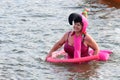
[68,13,83,26]
[74,15,83,26]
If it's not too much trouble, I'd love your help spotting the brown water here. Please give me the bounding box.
[99,0,120,8]
[0,0,120,80]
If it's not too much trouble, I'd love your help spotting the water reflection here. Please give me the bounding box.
[52,61,99,80]
[69,62,99,80]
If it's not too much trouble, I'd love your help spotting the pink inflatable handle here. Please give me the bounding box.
[89,50,112,61]
[99,50,112,61]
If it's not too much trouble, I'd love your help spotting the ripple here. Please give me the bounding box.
[0,0,120,80]
[0,40,14,44]
[12,49,24,53]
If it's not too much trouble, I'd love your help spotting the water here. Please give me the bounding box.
[0,0,120,80]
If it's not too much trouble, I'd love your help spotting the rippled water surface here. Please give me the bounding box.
[0,0,120,80]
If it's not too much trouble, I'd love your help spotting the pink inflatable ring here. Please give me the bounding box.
[46,50,112,63]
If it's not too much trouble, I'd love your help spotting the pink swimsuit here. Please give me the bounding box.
[64,32,89,58]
